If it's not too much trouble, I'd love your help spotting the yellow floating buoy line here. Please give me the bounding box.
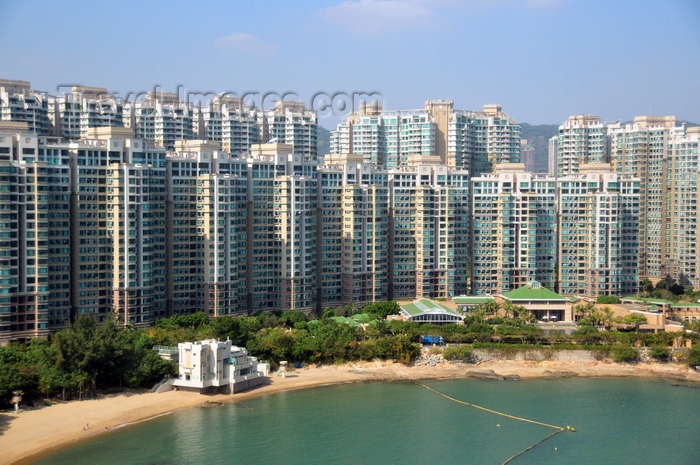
[414,382,575,465]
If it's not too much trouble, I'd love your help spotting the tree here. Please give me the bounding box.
[443,346,475,363]
[684,345,700,367]
[362,301,400,320]
[574,303,597,325]
[611,345,639,363]
[280,311,308,328]
[649,346,670,361]
[669,282,685,296]
[247,327,295,363]
[0,361,22,404]
[639,278,654,296]
[502,301,517,319]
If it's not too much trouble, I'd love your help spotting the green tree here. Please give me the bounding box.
[684,345,700,367]
[247,327,295,363]
[362,301,400,320]
[649,346,670,361]
[280,311,308,328]
[611,345,639,363]
[639,278,654,296]
[443,346,475,363]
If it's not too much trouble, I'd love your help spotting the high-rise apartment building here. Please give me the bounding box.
[0,80,51,135]
[49,86,124,140]
[258,101,317,162]
[197,171,248,317]
[124,92,194,151]
[0,132,54,340]
[196,96,260,157]
[608,116,680,282]
[105,133,168,327]
[331,101,520,173]
[558,164,640,297]
[556,115,609,177]
[665,127,700,289]
[471,164,557,295]
[387,164,470,299]
[340,180,390,304]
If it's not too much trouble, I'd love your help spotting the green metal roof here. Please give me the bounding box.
[330,316,360,326]
[351,313,372,323]
[503,282,567,301]
[400,299,461,317]
[453,296,495,304]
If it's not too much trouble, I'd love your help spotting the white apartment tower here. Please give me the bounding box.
[332,101,520,173]
[49,86,124,140]
[196,96,259,157]
[556,115,610,177]
[0,80,51,135]
[258,101,317,162]
[124,92,194,151]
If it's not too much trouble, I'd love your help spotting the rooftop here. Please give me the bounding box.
[503,282,568,301]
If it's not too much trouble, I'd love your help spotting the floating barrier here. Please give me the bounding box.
[414,382,574,464]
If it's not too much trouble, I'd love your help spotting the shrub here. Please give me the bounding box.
[684,345,700,367]
[443,346,475,363]
[611,345,639,363]
[428,347,443,356]
[649,345,670,361]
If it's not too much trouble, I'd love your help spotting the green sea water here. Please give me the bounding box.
[33,378,700,465]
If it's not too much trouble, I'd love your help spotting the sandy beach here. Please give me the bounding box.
[3,359,699,464]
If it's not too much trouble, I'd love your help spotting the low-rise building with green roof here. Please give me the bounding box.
[500,281,573,322]
[397,299,464,324]
[452,295,496,312]
[669,302,700,325]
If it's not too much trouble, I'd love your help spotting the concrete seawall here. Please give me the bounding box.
[474,349,602,363]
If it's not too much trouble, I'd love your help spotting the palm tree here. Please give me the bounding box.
[473,301,500,320]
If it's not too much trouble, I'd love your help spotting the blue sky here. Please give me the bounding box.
[1,0,699,127]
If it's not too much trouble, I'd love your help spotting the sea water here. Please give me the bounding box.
[33,378,700,465]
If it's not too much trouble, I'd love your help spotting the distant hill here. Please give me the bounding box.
[520,123,558,173]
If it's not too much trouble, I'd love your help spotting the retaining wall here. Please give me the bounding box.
[473,349,603,363]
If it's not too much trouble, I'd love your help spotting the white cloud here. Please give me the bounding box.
[212,33,275,54]
[318,0,435,34]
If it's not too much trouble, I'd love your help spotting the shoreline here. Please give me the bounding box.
[4,359,699,465]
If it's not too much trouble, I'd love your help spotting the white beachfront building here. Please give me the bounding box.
[173,339,265,394]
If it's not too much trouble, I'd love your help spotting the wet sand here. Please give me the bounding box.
[3,359,699,464]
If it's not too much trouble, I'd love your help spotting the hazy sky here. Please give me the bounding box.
[1,0,699,127]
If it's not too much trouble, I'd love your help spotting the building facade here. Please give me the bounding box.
[331,101,520,173]
[471,164,557,295]
[558,165,640,297]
